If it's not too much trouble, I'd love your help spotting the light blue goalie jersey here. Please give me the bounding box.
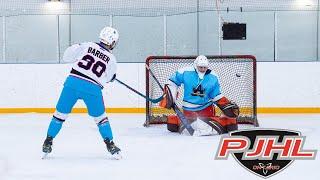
[169,67,223,111]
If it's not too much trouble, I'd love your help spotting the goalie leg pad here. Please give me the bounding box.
[210,116,238,132]
[167,115,179,132]
[191,117,238,135]
[226,123,238,132]
[197,118,227,135]
[181,107,216,135]
[166,115,196,133]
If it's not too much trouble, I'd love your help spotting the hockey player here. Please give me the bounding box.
[42,26,121,159]
[159,55,239,136]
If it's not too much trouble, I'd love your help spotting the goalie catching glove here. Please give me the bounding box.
[159,84,175,109]
[216,97,240,118]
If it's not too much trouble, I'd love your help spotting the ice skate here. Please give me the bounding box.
[42,136,53,159]
[104,139,122,160]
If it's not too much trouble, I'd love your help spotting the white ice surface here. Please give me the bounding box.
[0,114,319,180]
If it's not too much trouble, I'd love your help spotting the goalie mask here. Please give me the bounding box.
[194,55,209,79]
[99,26,119,50]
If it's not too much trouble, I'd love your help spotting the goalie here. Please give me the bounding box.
[159,55,239,136]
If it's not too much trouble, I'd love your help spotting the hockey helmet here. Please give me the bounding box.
[194,55,209,68]
[194,55,209,79]
[99,26,119,50]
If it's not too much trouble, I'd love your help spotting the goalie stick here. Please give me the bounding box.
[145,64,195,135]
[115,78,164,103]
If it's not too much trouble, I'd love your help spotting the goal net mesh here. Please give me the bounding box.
[145,55,258,127]
[0,0,318,16]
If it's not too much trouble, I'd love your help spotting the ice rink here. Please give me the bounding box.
[0,113,319,180]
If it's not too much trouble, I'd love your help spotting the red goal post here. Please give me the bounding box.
[145,55,258,127]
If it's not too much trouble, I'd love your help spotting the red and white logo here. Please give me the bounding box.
[215,129,317,178]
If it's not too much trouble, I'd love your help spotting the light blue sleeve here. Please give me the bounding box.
[169,70,184,86]
[208,77,222,99]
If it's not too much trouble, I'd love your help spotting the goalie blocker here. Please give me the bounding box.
[160,85,239,135]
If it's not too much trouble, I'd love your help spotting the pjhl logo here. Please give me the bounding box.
[215,129,317,178]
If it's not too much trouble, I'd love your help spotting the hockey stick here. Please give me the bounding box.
[145,65,195,135]
[115,78,164,103]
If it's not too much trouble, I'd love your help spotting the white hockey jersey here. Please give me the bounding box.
[62,42,117,88]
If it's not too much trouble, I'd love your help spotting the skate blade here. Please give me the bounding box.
[41,153,49,159]
[111,152,122,160]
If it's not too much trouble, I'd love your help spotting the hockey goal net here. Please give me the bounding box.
[145,55,258,127]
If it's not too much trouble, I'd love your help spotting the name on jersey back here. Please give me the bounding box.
[88,47,110,62]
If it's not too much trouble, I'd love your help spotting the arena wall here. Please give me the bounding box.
[0,62,319,113]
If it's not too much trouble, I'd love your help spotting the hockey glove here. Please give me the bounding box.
[216,97,240,118]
